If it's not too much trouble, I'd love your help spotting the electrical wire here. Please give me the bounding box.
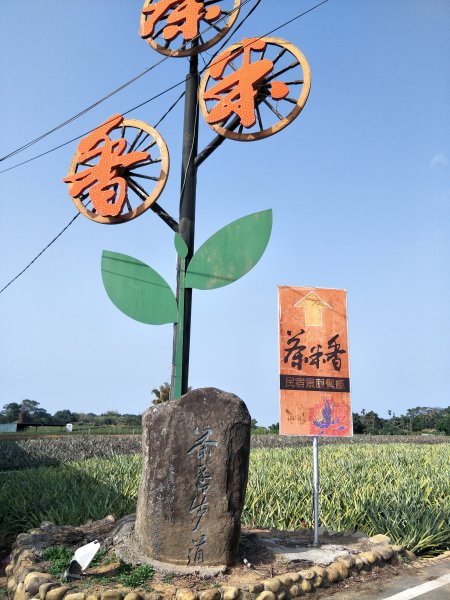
[0,0,328,176]
[0,212,81,295]
[0,79,189,175]
[0,0,331,296]
[0,0,256,166]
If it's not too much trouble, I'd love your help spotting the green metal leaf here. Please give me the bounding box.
[174,233,188,258]
[185,209,272,290]
[101,250,178,324]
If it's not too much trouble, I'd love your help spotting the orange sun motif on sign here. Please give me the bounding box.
[64,115,170,224]
[199,37,311,141]
[140,0,241,57]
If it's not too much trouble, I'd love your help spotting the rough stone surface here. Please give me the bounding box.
[223,587,239,600]
[326,567,340,583]
[262,579,281,593]
[13,582,29,600]
[100,592,123,600]
[24,572,55,596]
[369,534,391,545]
[199,590,221,600]
[123,594,142,600]
[336,556,354,569]
[46,586,72,600]
[175,589,199,600]
[255,592,276,600]
[39,583,60,600]
[65,594,86,600]
[313,576,323,588]
[378,545,394,561]
[330,562,348,578]
[277,574,292,587]
[135,388,251,567]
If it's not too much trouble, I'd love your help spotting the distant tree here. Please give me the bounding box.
[31,407,53,424]
[99,410,121,425]
[53,409,78,424]
[250,418,268,434]
[0,402,21,423]
[268,422,279,434]
[1,400,51,424]
[352,412,364,434]
[121,413,142,427]
[73,412,94,423]
[151,382,171,405]
[18,408,29,423]
[359,410,384,434]
[437,413,450,436]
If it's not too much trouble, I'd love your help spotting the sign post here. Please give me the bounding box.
[278,286,352,545]
[312,436,319,545]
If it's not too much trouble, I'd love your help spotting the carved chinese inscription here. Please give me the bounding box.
[187,428,218,564]
[135,387,250,567]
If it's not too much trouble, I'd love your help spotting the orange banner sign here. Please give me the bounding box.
[278,287,352,437]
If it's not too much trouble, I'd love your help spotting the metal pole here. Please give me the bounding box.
[312,436,320,546]
[171,52,199,399]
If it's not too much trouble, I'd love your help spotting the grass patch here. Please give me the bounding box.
[41,545,72,577]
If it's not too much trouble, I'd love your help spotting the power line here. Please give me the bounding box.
[0,0,329,175]
[0,79,189,175]
[0,0,256,165]
[0,212,81,295]
[0,0,331,296]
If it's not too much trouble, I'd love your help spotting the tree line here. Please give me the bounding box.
[1,395,449,435]
[0,399,141,427]
[246,405,450,436]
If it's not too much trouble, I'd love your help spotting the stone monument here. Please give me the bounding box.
[135,388,251,568]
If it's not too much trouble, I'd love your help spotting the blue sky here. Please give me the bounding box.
[0,0,449,426]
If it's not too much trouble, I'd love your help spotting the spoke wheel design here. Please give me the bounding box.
[140,0,240,57]
[66,118,169,224]
[199,37,311,141]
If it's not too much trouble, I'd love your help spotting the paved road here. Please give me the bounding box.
[322,556,450,600]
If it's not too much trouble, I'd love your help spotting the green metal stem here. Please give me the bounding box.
[172,256,186,399]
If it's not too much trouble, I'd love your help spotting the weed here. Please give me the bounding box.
[88,562,154,589]
[41,545,72,577]
[116,563,154,587]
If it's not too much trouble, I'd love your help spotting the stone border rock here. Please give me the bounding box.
[5,523,416,600]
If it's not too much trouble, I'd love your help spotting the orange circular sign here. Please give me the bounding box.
[199,37,311,141]
[64,115,169,224]
[140,0,241,57]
